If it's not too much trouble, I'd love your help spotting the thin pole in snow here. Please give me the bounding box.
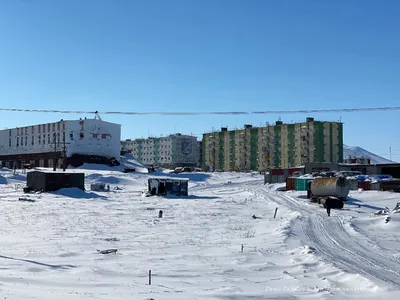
[274,207,278,219]
[149,270,152,285]
[241,244,244,253]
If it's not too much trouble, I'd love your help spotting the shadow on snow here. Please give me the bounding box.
[345,196,386,211]
[0,255,76,270]
[52,188,109,200]
[151,171,211,182]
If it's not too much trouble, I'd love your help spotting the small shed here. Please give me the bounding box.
[148,177,189,196]
[26,171,85,192]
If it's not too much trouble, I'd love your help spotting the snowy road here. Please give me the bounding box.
[206,179,400,289]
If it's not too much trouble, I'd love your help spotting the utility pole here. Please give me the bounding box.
[53,133,58,171]
[52,132,70,171]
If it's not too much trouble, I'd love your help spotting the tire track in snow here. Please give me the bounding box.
[234,180,400,287]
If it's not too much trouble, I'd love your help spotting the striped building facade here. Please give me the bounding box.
[121,134,199,168]
[202,117,343,172]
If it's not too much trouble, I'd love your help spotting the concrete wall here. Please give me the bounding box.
[65,119,121,160]
[123,134,198,167]
[0,120,66,156]
[0,119,121,167]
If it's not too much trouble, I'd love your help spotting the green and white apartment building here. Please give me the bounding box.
[202,117,344,172]
[121,134,199,168]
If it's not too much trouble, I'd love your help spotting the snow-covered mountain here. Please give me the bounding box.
[343,144,393,164]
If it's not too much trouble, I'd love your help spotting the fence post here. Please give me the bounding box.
[274,207,278,219]
[149,270,152,285]
[241,244,244,253]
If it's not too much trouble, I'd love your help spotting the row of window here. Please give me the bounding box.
[14,132,66,147]
[141,157,172,162]
[127,145,172,150]
[5,131,112,148]
[14,122,65,136]
[133,151,171,155]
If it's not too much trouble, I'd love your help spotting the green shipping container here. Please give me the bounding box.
[295,177,313,191]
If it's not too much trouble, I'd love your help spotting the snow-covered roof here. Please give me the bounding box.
[148,176,190,181]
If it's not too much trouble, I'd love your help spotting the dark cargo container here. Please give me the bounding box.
[26,171,85,192]
[148,177,189,196]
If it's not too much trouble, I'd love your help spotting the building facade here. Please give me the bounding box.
[0,118,121,169]
[202,117,344,172]
[121,134,199,168]
[343,156,371,164]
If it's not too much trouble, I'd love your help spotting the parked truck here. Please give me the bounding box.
[307,177,350,209]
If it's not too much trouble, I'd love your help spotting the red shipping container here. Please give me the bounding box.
[358,181,371,190]
[286,177,296,191]
[271,168,284,176]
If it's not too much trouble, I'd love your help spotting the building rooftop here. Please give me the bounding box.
[149,176,190,181]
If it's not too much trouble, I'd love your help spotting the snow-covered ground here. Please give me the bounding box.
[0,166,399,299]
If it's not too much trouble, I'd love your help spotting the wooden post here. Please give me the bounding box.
[149,270,152,285]
[274,207,278,219]
[241,244,244,253]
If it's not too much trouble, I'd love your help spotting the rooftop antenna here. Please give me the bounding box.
[94,111,102,121]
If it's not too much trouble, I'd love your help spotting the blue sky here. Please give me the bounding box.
[0,0,399,160]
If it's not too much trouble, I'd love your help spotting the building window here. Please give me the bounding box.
[31,136,34,145]
[16,138,19,147]
[80,132,84,139]
[52,123,55,131]
[38,125,41,134]
[31,126,34,134]
[57,133,60,143]
[25,136,27,146]
[9,139,11,147]
[93,133,98,139]
[57,122,60,131]
[70,133,74,141]
[38,135,41,145]
[43,135,46,145]
[48,124,51,132]
[43,124,46,133]
[48,134,51,144]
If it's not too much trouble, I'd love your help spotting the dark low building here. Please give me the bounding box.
[25,171,85,192]
[304,162,400,178]
[148,177,189,196]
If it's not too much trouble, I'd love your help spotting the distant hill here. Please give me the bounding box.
[343,145,394,164]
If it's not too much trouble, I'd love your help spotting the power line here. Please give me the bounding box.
[0,106,400,116]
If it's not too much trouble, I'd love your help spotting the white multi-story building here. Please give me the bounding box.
[121,134,199,168]
[0,118,121,169]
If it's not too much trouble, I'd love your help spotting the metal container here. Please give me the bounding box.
[295,177,313,191]
[370,182,381,191]
[347,178,359,190]
[286,177,296,191]
[310,177,350,200]
[358,181,371,190]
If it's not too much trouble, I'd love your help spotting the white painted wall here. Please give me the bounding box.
[65,119,121,160]
[0,120,66,156]
[0,119,121,160]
